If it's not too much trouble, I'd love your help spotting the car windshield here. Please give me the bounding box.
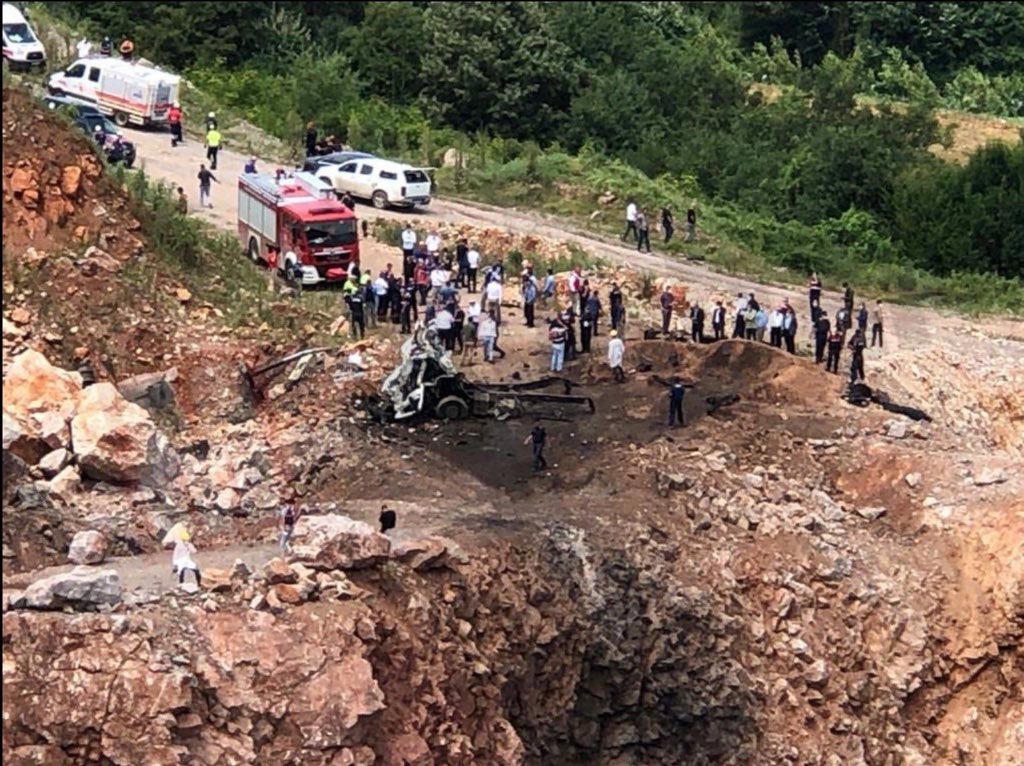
[404,170,429,184]
[83,114,121,136]
[305,219,357,248]
[3,23,37,43]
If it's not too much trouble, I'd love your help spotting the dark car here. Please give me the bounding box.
[76,113,137,168]
[42,94,136,167]
[301,151,374,174]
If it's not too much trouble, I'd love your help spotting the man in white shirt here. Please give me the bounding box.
[466,246,481,292]
[768,308,784,348]
[401,225,417,277]
[433,306,455,351]
[485,278,503,326]
[425,230,442,256]
[733,292,749,339]
[622,201,638,243]
[430,265,448,301]
[608,330,625,383]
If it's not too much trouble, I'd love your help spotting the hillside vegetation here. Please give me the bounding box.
[43,1,1024,311]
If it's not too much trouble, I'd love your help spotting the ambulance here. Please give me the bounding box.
[47,56,180,127]
[2,3,46,70]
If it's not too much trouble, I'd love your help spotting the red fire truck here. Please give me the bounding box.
[237,171,359,285]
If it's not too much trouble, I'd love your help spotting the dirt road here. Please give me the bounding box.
[126,125,1024,362]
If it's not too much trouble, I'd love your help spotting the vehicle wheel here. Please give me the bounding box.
[371,190,388,209]
[248,237,262,265]
[435,396,470,421]
[112,111,129,127]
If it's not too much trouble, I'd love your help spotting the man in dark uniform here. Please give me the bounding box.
[524,419,548,473]
[843,282,855,316]
[848,328,867,384]
[711,301,726,341]
[660,287,674,336]
[814,310,831,364]
[609,283,625,331]
[668,381,686,427]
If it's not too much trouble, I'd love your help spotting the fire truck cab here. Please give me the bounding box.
[237,171,359,286]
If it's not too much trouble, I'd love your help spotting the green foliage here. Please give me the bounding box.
[871,48,940,106]
[942,68,1024,118]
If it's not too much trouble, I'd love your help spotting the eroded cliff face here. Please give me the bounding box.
[5,516,1020,766]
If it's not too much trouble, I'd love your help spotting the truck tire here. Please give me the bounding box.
[435,396,470,421]
[248,237,262,265]
[371,190,388,209]
[112,111,129,127]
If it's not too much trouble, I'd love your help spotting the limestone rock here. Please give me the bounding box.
[68,530,108,565]
[48,464,81,501]
[885,420,908,439]
[904,473,922,488]
[38,447,71,478]
[263,557,299,584]
[288,514,391,571]
[70,383,179,485]
[20,567,121,610]
[857,506,887,521]
[973,466,1007,486]
[2,350,82,463]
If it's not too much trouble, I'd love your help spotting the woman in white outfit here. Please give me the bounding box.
[172,533,201,587]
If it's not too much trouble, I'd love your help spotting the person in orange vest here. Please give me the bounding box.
[168,102,183,147]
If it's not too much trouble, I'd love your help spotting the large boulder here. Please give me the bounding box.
[19,567,121,611]
[70,383,179,485]
[68,530,108,565]
[2,350,83,464]
[288,514,391,571]
[392,536,468,572]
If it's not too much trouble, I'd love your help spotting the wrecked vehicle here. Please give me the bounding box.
[378,324,595,422]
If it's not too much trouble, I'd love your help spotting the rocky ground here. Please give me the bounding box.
[3,87,1023,766]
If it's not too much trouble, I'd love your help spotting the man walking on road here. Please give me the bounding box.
[205,125,222,170]
[525,419,549,473]
[637,210,651,253]
[168,102,183,147]
[197,164,217,208]
[622,200,638,242]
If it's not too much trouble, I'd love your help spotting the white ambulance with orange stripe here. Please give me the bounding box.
[47,57,180,128]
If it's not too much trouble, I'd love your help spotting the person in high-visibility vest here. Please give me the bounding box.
[168,102,183,147]
[204,126,222,170]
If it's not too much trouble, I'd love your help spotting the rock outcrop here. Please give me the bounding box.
[18,567,121,611]
[288,514,391,571]
[1,349,82,463]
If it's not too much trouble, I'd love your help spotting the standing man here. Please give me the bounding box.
[278,504,300,553]
[524,419,548,473]
[808,272,822,314]
[871,301,885,348]
[637,210,651,253]
[584,290,602,337]
[456,238,470,288]
[848,328,866,384]
[205,124,222,170]
[414,260,430,306]
[711,301,726,340]
[176,186,188,215]
[814,309,831,364]
[856,302,869,335]
[425,229,442,258]
[568,266,584,314]
[434,304,455,351]
[732,292,748,339]
[401,224,417,280]
[168,102,183,148]
[478,311,498,363]
[826,328,843,374]
[843,282,855,317]
[542,269,556,307]
[399,285,418,334]
[782,307,798,354]
[549,319,567,372]
[755,305,768,343]
[609,283,625,332]
[622,200,638,242]
[305,122,318,157]
[685,208,697,242]
[346,288,365,340]
[662,207,675,243]
[580,310,594,354]
[608,330,625,383]
[466,244,480,293]
[485,276,503,326]
[668,380,686,427]
[197,163,217,209]
[690,301,705,343]
[660,286,674,336]
[522,275,538,328]
[768,307,784,348]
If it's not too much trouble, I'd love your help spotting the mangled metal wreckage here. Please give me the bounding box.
[380,325,595,422]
